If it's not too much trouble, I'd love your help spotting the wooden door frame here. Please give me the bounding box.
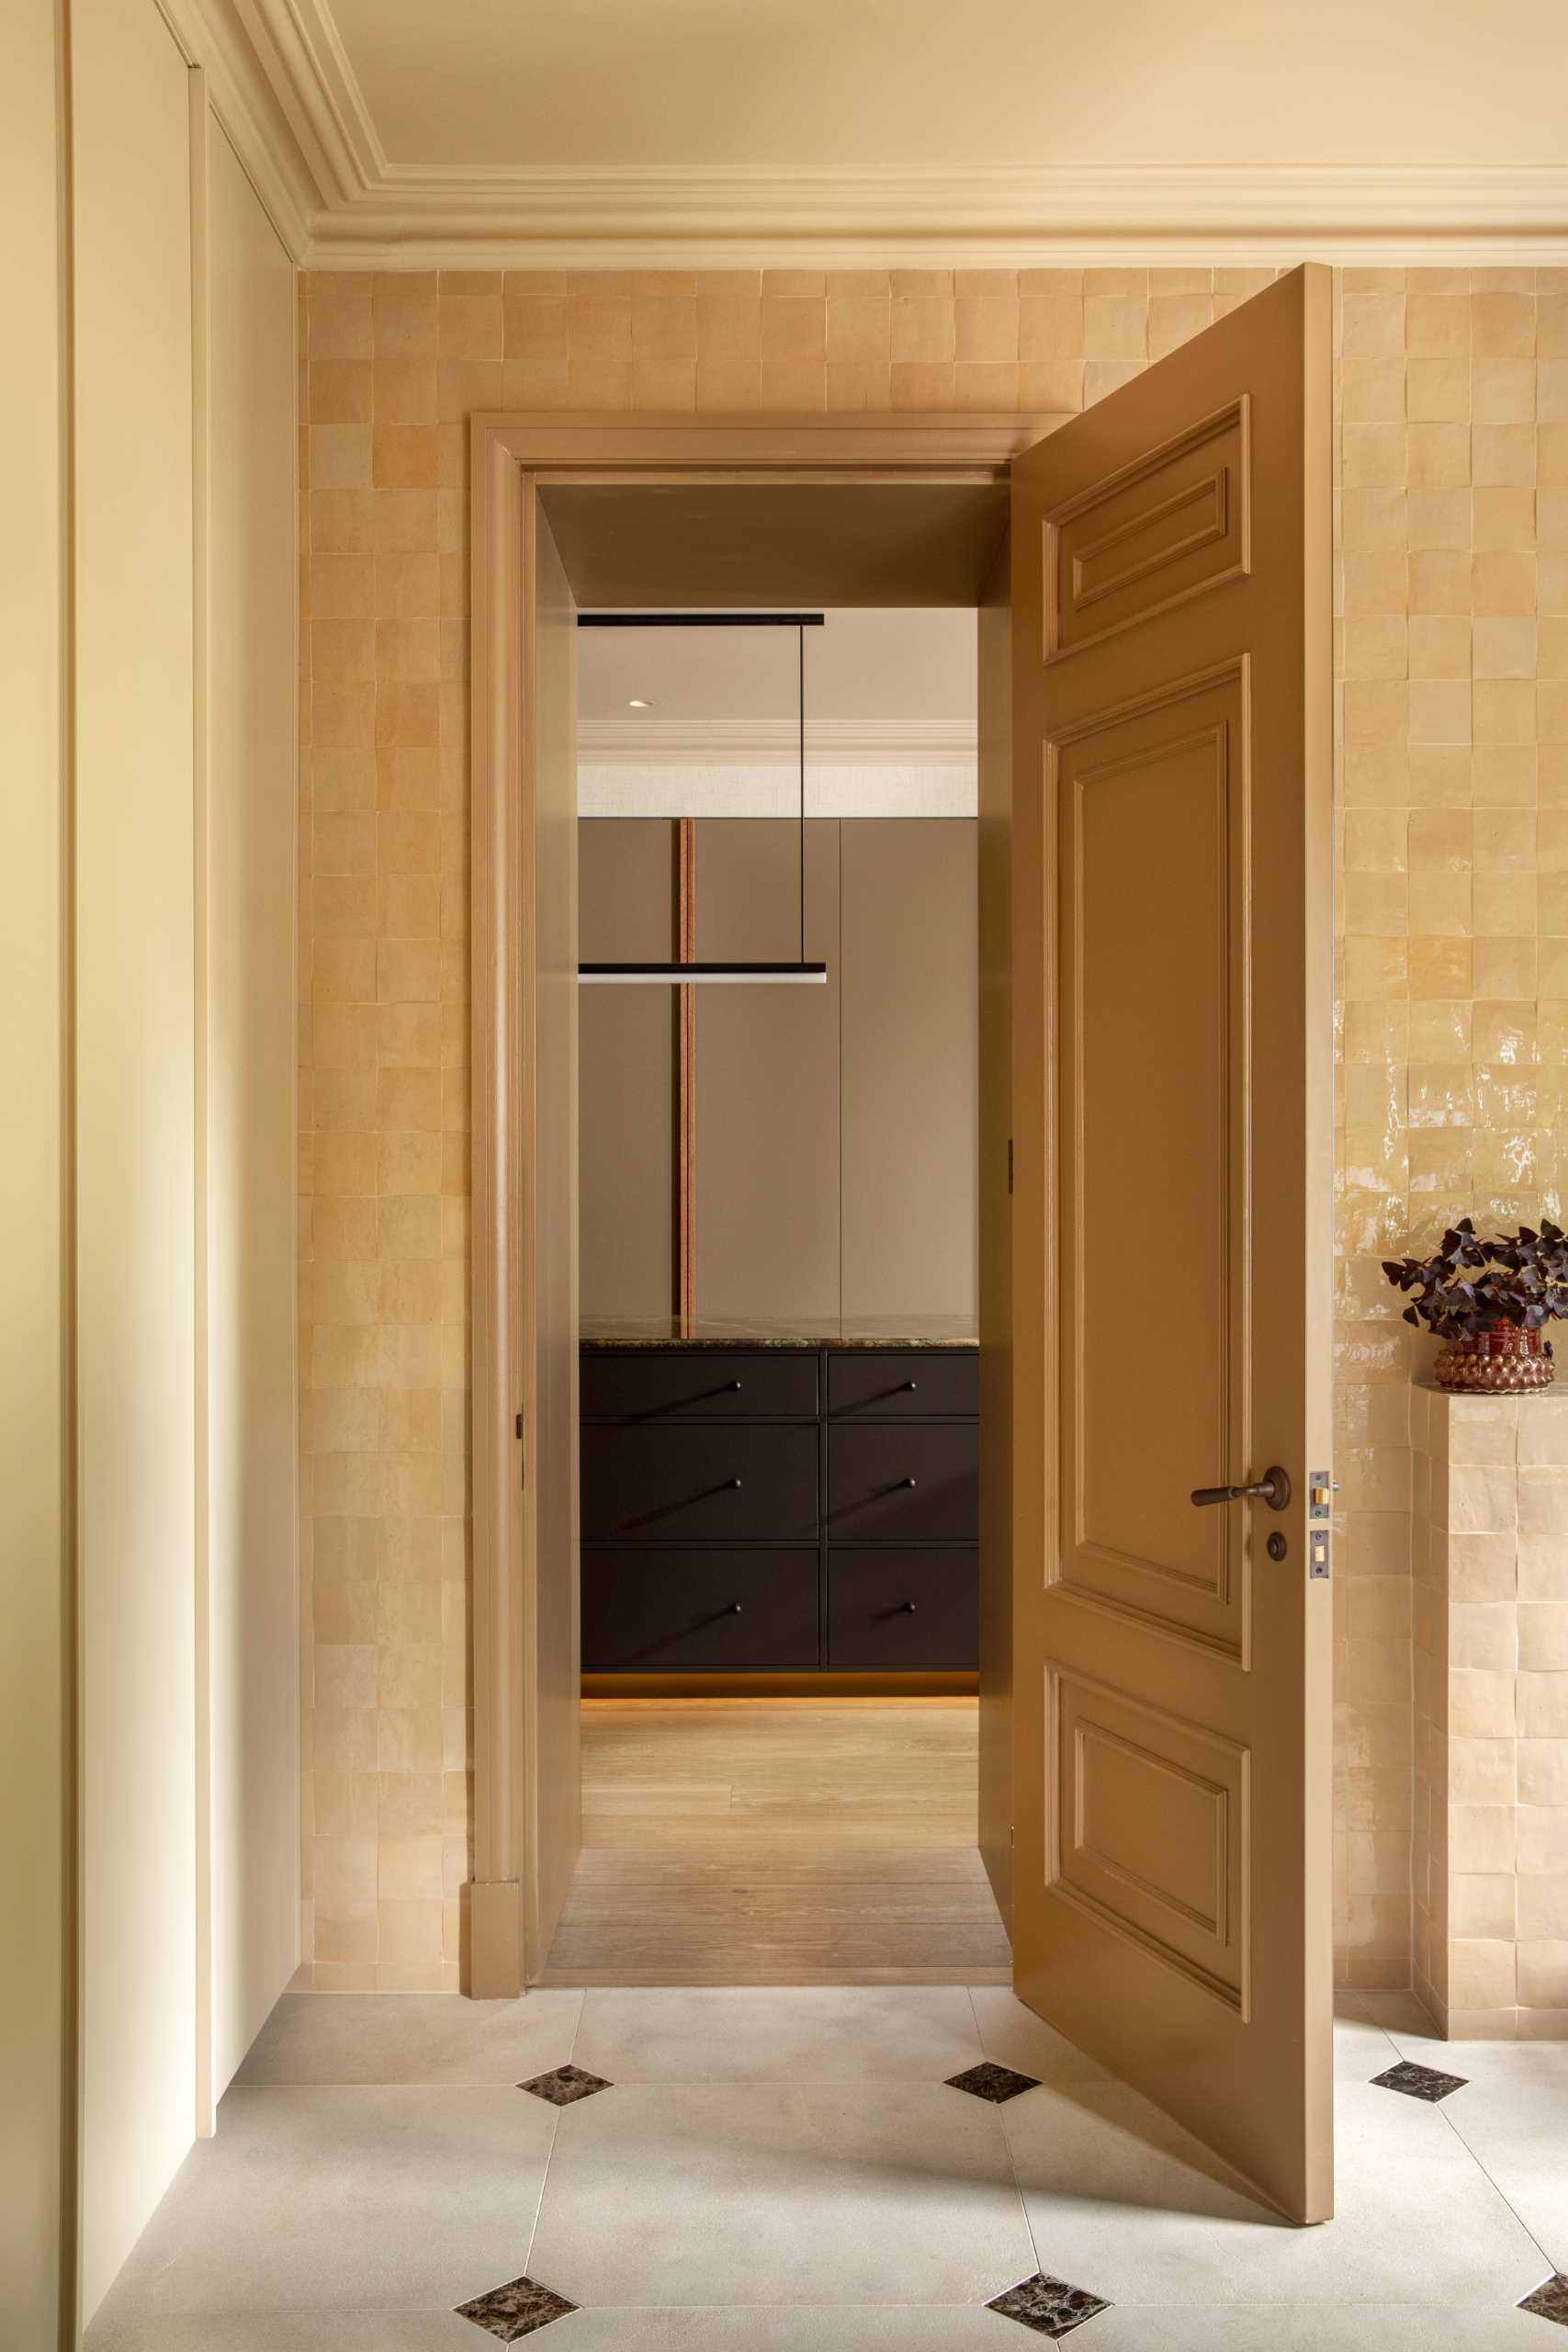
[467,411,1056,1996]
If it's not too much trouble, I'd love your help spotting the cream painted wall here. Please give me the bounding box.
[73,3,302,2317]
[203,119,300,2108]
[0,2,69,2338]
[73,0,198,2312]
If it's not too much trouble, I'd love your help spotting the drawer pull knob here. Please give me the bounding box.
[728,1381,742,1391]
[899,1476,918,1488]
[728,1602,744,1614]
[902,1381,918,1392]
[727,1476,743,1489]
[900,1600,918,1613]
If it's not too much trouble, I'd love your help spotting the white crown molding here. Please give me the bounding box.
[225,3,1568,268]
[580,718,976,764]
[231,0,386,205]
[154,0,317,259]
[308,163,1568,271]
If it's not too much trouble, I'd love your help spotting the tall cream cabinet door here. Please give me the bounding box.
[1010,265,1335,2223]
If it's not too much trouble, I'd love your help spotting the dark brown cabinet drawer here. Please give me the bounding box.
[828,1549,978,1669]
[826,1422,979,1542]
[827,1350,978,1419]
[582,1549,819,1668]
[581,1349,818,1422]
[581,1423,819,1543]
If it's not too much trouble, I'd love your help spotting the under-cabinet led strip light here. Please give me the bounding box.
[576,613,826,985]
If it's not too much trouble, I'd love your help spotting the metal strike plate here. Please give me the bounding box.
[1309,1529,1331,1579]
[1308,1468,1333,1521]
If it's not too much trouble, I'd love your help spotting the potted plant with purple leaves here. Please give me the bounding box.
[1382,1216,1568,1392]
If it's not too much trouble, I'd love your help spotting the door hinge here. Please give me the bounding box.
[515,1410,525,1486]
[1007,1137,1014,1195]
[1009,1824,1015,1847]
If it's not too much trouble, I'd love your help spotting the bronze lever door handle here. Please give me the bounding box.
[1190,1465,1292,1512]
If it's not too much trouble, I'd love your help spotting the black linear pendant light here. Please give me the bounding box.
[577,613,829,985]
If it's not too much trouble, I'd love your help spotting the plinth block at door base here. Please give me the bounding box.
[467,1879,525,1999]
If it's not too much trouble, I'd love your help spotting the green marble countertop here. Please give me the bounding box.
[580,1316,978,1351]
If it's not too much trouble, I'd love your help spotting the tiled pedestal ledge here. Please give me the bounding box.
[1412,1381,1568,2039]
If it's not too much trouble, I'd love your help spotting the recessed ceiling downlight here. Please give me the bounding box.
[579,613,826,988]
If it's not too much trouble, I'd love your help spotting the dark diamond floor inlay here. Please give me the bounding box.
[945,2060,1042,2104]
[987,2273,1111,2337]
[1520,2276,1568,2327]
[518,2062,613,2106]
[456,2274,577,2341]
[1370,2058,1468,2104]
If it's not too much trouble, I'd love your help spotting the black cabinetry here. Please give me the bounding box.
[580,1343,978,1672]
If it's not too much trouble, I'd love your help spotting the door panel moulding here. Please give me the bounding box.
[469,413,1038,1997]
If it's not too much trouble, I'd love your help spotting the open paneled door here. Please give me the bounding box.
[1010,265,1334,2222]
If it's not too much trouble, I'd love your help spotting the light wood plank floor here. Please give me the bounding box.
[538,1697,1011,1987]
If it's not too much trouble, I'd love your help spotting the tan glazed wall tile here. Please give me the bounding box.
[298,264,1563,1993]
[1415,1385,1568,2033]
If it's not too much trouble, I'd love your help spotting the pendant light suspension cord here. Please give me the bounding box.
[798,619,807,966]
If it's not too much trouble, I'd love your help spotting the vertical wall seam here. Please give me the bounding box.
[56,0,82,2335]
[186,59,214,2145]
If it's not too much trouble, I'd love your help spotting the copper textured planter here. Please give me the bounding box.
[1434,1320,1555,1394]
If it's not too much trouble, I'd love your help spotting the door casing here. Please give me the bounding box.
[467,413,1056,1995]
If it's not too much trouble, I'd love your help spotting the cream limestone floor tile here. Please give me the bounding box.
[234,1990,583,2085]
[1381,2022,1568,2270]
[1328,2000,1406,2082]
[570,1985,983,2082]
[87,2088,557,2321]
[1079,2309,1553,2349]
[1004,2075,1549,2309]
[547,2313,1037,2347]
[83,1990,1568,2347]
[526,2082,1035,2309]
[85,2317,479,2351]
[966,1985,1122,2088]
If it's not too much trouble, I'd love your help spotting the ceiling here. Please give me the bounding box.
[322,0,1567,175]
[575,609,979,819]
[215,0,1568,264]
[578,610,976,729]
[538,483,1010,612]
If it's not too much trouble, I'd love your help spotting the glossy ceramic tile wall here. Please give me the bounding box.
[1335,266,1568,1986]
[297,263,1557,1993]
[1411,1384,1568,2035]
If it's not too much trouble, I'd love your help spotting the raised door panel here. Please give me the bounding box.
[1051,1673,1247,2013]
[1046,401,1249,662]
[1010,265,1334,2225]
[1060,669,1248,1658]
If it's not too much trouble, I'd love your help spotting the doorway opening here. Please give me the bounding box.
[555,598,1005,1984]
[471,274,1334,2222]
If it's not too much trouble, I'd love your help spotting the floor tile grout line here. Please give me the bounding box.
[1430,2098,1562,2287]
[1378,2011,1562,2282]
[516,2103,564,2291]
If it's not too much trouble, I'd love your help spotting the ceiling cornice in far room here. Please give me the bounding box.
[192,0,1568,267]
[578,718,976,764]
